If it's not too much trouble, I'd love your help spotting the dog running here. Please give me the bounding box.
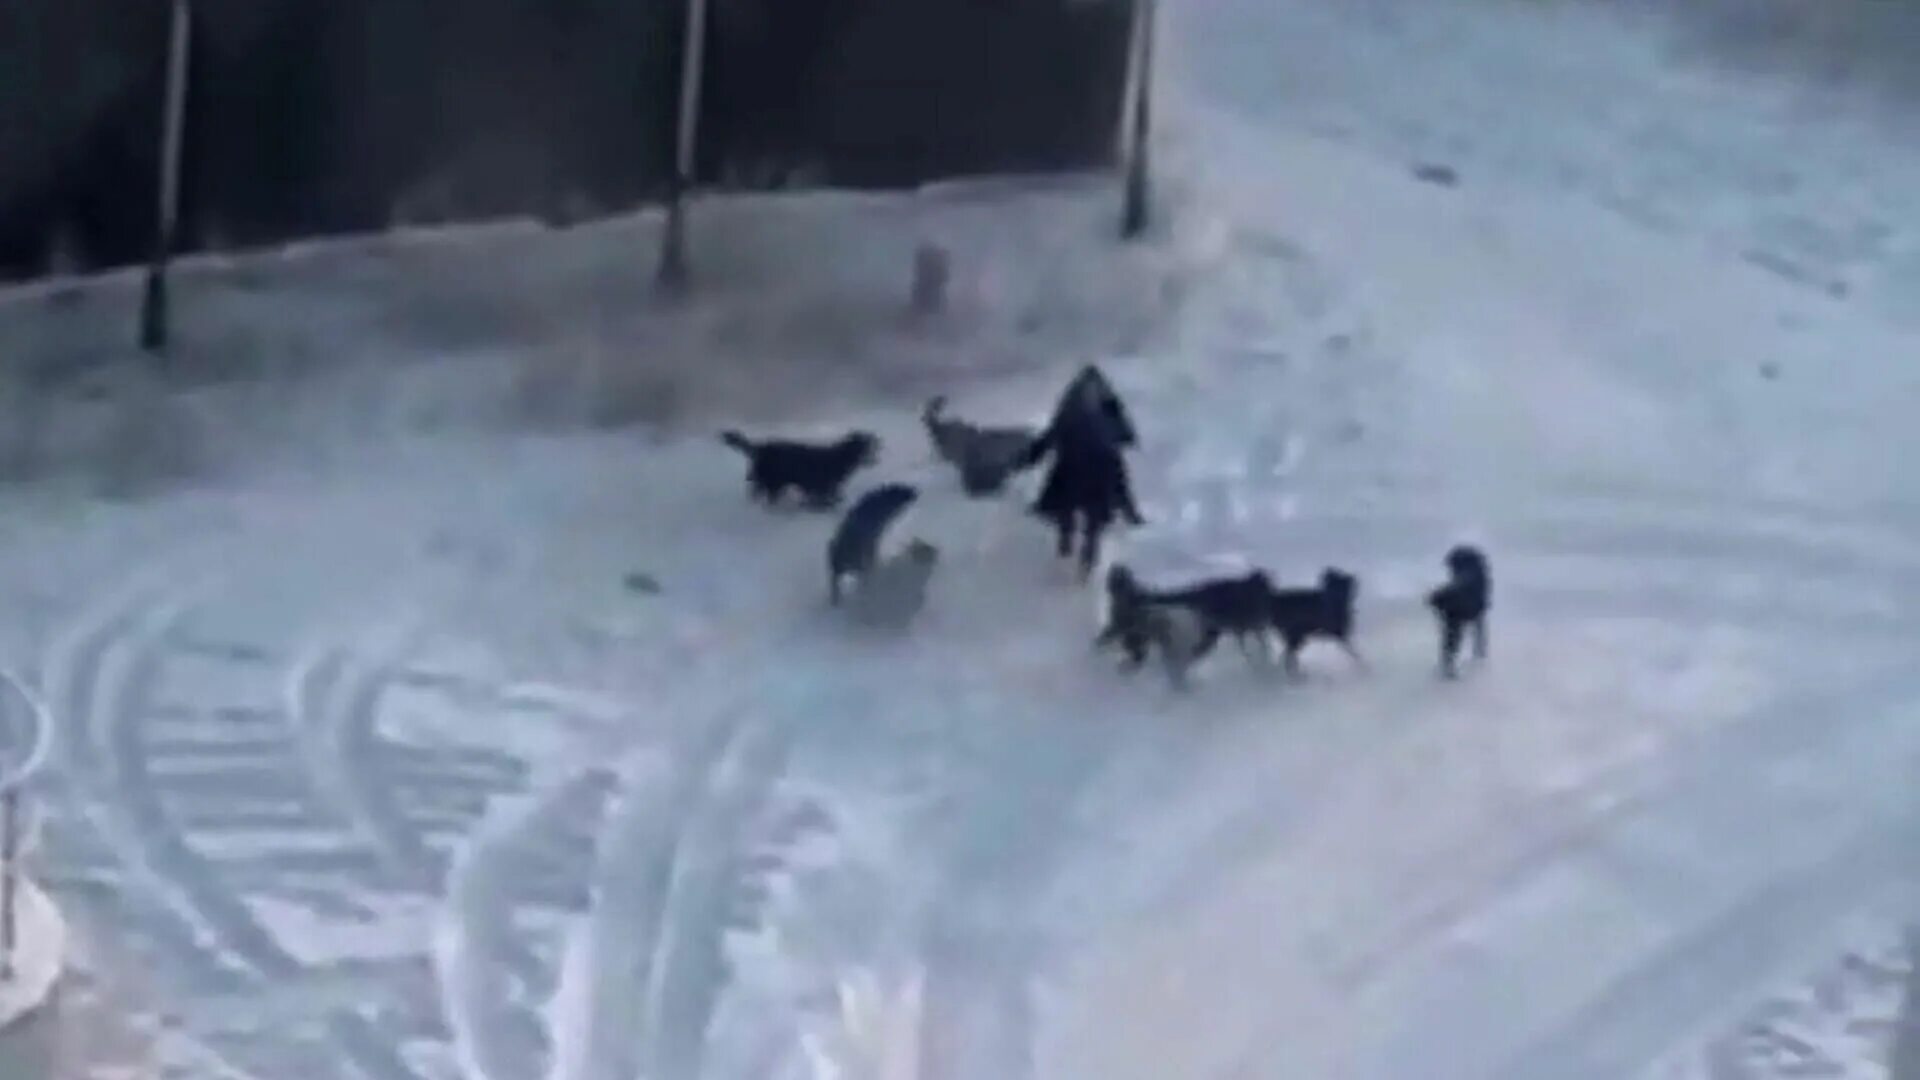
[721,429,879,509]
[1266,567,1366,677]
[1095,565,1222,690]
[1140,568,1280,663]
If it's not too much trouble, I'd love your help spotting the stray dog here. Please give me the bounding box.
[1095,565,1221,689]
[844,539,940,631]
[1427,544,1490,678]
[1147,569,1281,662]
[826,483,919,605]
[721,430,879,508]
[1266,568,1366,676]
[922,396,1038,496]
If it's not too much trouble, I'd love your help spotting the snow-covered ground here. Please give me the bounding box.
[6,0,1920,1077]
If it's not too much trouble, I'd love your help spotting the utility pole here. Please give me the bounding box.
[140,0,193,356]
[658,0,710,293]
[1120,0,1156,240]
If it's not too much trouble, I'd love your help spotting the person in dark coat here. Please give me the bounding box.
[1020,365,1147,578]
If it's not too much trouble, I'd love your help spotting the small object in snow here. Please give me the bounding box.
[624,572,662,594]
[911,242,951,317]
[1412,162,1459,188]
[1759,362,1780,380]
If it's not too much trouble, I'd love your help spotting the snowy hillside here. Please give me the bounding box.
[5,0,1920,1078]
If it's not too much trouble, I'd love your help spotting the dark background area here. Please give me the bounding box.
[0,0,1135,284]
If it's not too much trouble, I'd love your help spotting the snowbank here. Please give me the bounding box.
[0,174,1211,496]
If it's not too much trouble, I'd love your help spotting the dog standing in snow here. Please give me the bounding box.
[1427,544,1490,678]
[921,396,1038,497]
[1266,568,1367,677]
[1132,568,1280,665]
[720,429,879,509]
[844,539,941,631]
[826,483,920,605]
[1095,565,1221,689]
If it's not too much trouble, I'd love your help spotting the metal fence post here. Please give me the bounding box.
[140,0,193,357]
[1120,0,1156,240]
[658,0,710,293]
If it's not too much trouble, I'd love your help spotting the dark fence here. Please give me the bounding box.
[0,0,1136,284]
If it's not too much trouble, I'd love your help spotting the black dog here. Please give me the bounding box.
[1427,544,1490,678]
[721,430,879,509]
[1147,569,1280,663]
[826,483,919,605]
[1095,565,1222,689]
[922,396,1038,496]
[1267,568,1366,676]
[1021,366,1147,578]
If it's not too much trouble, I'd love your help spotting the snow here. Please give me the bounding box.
[1649,923,1916,1080]
[0,876,66,1031]
[6,0,1920,1077]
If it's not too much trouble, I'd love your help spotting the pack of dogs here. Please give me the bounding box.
[718,364,1493,689]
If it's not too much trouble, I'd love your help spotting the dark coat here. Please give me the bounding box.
[1023,368,1139,525]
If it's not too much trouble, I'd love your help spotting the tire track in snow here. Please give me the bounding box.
[287,634,445,891]
[1333,656,1920,1080]
[439,763,616,1080]
[1489,812,1920,1080]
[1320,657,1920,997]
[45,567,428,1080]
[638,719,789,1080]
[1056,442,1920,1078]
[543,744,712,1080]
[40,562,257,988]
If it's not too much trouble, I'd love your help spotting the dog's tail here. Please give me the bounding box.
[720,430,757,456]
[923,396,949,425]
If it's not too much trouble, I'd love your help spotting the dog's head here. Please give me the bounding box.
[840,431,881,465]
[904,538,940,566]
[1319,568,1359,604]
[1105,563,1141,599]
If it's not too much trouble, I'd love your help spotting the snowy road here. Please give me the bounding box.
[6,0,1920,1077]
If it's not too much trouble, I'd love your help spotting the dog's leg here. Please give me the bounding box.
[1235,630,1267,667]
[1339,637,1370,673]
[1106,627,1148,671]
[1054,515,1075,559]
[1164,651,1191,691]
[1193,625,1222,661]
[1283,639,1306,679]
